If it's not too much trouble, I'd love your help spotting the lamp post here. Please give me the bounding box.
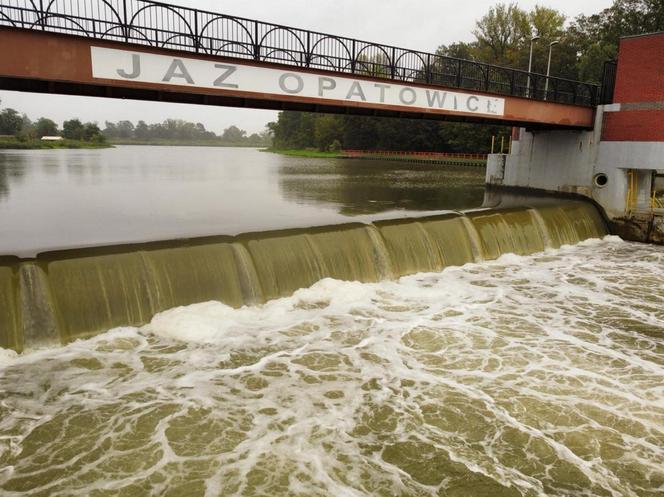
[544,40,560,100]
[526,35,540,98]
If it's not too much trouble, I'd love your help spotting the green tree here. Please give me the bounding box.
[473,3,531,66]
[0,107,23,135]
[569,0,664,81]
[34,117,59,137]
[62,119,85,140]
[115,120,135,139]
[269,112,316,149]
[437,42,478,60]
[83,122,105,142]
[221,125,247,142]
[103,121,118,138]
[134,120,149,140]
[314,115,344,151]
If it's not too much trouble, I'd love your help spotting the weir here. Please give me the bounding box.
[0,201,606,353]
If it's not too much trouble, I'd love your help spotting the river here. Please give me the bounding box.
[0,147,662,497]
[0,146,485,257]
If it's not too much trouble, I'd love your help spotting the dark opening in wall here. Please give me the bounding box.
[594,173,608,188]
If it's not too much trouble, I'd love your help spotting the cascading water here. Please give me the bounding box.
[0,201,606,352]
[1,200,662,497]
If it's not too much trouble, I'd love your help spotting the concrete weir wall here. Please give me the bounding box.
[487,32,664,244]
[0,205,607,353]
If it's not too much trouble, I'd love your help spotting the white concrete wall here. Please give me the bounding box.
[598,142,664,171]
[489,105,661,219]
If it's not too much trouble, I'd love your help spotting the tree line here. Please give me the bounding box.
[269,0,664,153]
[0,99,272,147]
[268,113,508,153]
[0,99,105,143]
[101,119,271,146]
[439,0,662,82]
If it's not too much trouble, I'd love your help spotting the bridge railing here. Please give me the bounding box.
[0,0,601,106]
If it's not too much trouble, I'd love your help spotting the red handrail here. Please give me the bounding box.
[341,150,487,160]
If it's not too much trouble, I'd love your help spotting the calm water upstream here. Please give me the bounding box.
[0,146,485,256]
[0,146,662,497]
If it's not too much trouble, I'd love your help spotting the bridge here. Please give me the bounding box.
[0,0,604,129]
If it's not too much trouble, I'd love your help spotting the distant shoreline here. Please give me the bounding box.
[0,137,111,150]
[0,137,271,149]
[266,148,486,166]
[263,149,343,158]
[108,139,269,147]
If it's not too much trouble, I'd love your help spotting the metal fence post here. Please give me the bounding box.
[305,31,311,67]
[194,11,199,52]
[425,53,431,83]
[122,0,128,42]
[253,20,260,60]
[38,0,45,30]
[351,39,356,74]
[455,60,462,88]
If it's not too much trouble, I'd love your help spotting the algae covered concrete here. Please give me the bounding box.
[0,204,607,353]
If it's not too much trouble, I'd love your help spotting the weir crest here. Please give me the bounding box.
[0,201,607,352]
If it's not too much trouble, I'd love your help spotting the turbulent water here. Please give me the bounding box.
[0,236,663,497]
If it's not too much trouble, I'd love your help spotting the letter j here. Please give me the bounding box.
[117,54,141,79]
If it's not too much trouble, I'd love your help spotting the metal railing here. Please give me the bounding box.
[0,0,601,106]
[343,150,487,160]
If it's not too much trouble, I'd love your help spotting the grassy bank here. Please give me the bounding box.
[110,139,267,147]
[266,148,485,166]
[265,148,343,158]
[0,137,111,149]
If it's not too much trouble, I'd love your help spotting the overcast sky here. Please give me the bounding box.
[0,0,612,134]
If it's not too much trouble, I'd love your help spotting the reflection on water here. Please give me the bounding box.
[0,154,26,201]
[278,159,485,215]
[0,146,487,256]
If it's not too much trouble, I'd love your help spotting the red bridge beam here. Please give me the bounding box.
[0,29,596,129]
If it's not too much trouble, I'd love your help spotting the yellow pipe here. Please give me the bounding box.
[626,169,639,212]
[652,188,656,209]
[626,170,633,213]
[491,136,495,154]
[634,171,638,209]
[652,188,662,209]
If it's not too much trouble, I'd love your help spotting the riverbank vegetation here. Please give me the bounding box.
[268,0,664,154]
[0,98,272,149]
[265,149,343,159]
[102,120,272,147]
[0,136,110,149]
[0,98,108,148]
[268,113,506,154]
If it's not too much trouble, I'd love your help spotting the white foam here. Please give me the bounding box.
[0,347,18,366]
[145,278,375,345]
[1,237,663,497]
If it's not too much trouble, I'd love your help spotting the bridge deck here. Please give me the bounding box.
[0,0,600,128]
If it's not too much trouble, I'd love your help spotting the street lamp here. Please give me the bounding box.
[526,35,540,97]
[544,40,560,99]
